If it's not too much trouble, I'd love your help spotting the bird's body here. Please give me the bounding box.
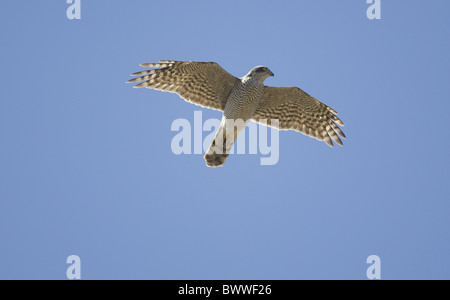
[205,68,271,166]
[127,60,345,167]
[224,72,267,120]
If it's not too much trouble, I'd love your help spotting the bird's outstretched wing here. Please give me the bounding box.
[127,60,239,111]
[252,86,346,147]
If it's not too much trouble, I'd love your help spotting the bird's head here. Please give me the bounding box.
[246,66,274,82]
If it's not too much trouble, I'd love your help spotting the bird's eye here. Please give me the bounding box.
[257,67,266,73]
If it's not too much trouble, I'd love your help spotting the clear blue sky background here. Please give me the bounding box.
[1,1,449,280]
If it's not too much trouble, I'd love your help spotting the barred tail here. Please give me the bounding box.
[204,118,247,167]
[204,134,230,168]
[204,152,229,167]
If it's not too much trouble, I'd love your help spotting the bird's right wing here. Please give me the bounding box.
[127,60,239,111]
[252,86,346,147]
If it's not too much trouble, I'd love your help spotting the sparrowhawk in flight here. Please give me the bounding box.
[127,60,345,167]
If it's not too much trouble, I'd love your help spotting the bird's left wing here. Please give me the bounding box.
[127,60,239,111]
[252,86,346,147]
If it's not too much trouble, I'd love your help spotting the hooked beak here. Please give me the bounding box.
[270,71,275,77]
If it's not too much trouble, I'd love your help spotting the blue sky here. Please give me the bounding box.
[1,0,449,279]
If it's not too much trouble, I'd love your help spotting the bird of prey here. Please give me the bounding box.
[127,60,345,167]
